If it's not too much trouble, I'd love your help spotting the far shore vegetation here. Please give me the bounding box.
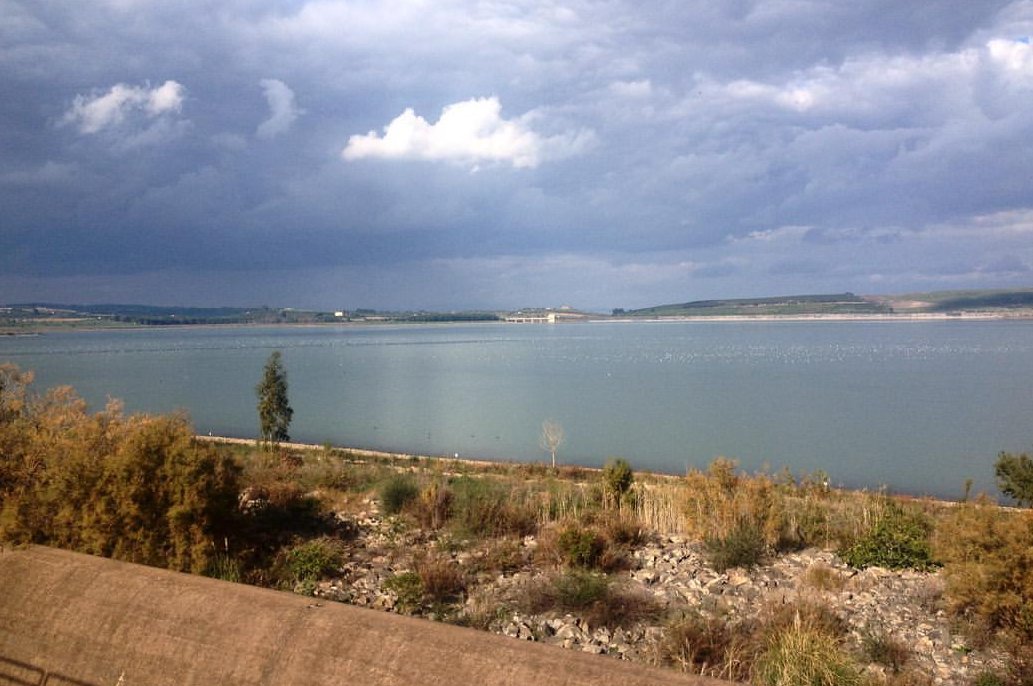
[2,362,1033,684]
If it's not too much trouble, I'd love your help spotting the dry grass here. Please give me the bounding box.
[516,571,662,629]
[802,562,848,592]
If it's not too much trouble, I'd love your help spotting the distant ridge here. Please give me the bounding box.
[621,288,1033,318]
[622,293,889,317]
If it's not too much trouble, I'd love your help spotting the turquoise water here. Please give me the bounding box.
[3,320,1033,498]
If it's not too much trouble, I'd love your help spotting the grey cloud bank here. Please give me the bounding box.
[1,1,1032,310]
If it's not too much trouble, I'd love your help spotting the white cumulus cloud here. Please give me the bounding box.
[256,78,303,139]
[342,96,590,169]
[62,80,184,134]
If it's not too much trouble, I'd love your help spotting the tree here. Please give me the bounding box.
[540,419,564,468]
[995,450,1033,507]
[256,351,293,447]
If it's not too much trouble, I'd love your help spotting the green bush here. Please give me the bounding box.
[284,537,344,583]
[384,571,424,612]
[704,518,766,572]
[379,474,419,515]
[602,458,633,506]
[556,524,605,569]
[842,502,937,571]
[996,451,1033,507]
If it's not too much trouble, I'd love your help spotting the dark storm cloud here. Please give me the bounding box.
[2,1,1033,309]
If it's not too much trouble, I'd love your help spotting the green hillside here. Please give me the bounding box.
[623,293,891,317]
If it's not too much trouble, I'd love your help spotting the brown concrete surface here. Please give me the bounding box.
[0,546,734,686]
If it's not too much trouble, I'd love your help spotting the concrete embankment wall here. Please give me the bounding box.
[0,546,730,686]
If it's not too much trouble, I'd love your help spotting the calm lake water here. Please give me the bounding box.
[3,320,1033,498]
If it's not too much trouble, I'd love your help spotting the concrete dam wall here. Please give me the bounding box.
[0,546,730,686]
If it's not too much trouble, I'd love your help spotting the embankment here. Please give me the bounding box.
[0,545,729,686]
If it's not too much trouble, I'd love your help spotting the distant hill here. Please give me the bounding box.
[621,288,1033,318]
[869,288,1033,313]
[621,293,890,317]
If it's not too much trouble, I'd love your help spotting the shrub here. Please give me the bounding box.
[284,537,344,583]
[753,615,862,686]
[602,458,634,507]
[658,611,753,682]
[934,500,1033,643]
[704,518,766,572]
[383,571,424,613]
[556,524,606,569]
[996,451,1033,507]
[413,552,466,603]
[413,481,453,530]
[448,477,537,538]
[379,474,419,515]
[519,571,660,629]
[842,502,937,571]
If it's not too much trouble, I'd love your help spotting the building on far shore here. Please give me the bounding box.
[503,310,557,323]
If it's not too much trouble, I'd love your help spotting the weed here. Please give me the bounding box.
[205,552,242,583]
[556,524,606,569]
[283,536,344,583]
[753,615,862,686]
[383,571,424,612]
[842,501,937,571]
[704,518,766,572]
[379,474,419,515]
[518,571,661,629]
[802,562,846,592]
[861,624,911,673]
[658,611,754,681]
[413,552,466,603]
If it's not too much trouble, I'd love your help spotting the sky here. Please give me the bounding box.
[2,1,1033,312]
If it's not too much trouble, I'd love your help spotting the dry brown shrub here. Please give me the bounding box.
[933,499,1033,645]
[657,611,755,681]
[413,551,466,603]
[802,562,847,592]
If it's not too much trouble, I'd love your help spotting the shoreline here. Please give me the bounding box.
[196,434,973,505]
[5,309,1033,334]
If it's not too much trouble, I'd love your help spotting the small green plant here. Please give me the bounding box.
[556,524,605,569]
[996,451,1033,507]
[972,672,1007,686]
[704,518,766,572]
[205,553,242,583]
[602,458,633,507]
[754,616,862,686]
[379,474,419,515]
[284,537,344,583]
[383,570,424,612]
[842,502,937,571]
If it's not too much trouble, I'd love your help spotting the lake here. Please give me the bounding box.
[3,320,1032,499]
